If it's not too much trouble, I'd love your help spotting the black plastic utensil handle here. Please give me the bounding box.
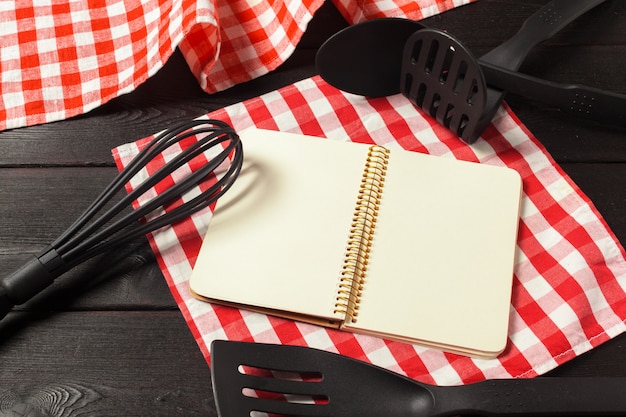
[0,249,66,320]
[0,287,14,320]
[481,62,626,128]
[480,0,607,70]
[435,377,626,416]
[467,0,607,144]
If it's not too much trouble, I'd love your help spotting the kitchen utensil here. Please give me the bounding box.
[318,0,605,98]
[479,61,626,127]
[316,18,426,97]
[317,0,616,143]
[400,27,487,140]
[471,0,608,143]
[211,340,626,417]
[401,27,626,141]
[0,119,243,321]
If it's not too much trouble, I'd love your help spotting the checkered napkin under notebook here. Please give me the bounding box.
[0,0,469,131]
[113,75,626,385]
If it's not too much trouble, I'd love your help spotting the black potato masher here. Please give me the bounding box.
[317,0,625,143]
[0,119,243,321]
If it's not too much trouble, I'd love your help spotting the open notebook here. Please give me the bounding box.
[189,128,523,358]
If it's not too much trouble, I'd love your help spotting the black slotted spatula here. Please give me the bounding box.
[211,340,626,417]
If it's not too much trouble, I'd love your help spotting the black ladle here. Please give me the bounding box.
[211,340,626,417]
[0,119,243,321]
[317,0,624,143]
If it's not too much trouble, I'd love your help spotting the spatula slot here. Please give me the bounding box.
[429,93,441,117]
[439,46,455,84]
[416,83,427,107]
[243,387,329,405]
[425,39,439,74]
[403,73,413,98]
[249,401,330,417]
[452,61,468,94]
[403,74,413,94]
[466,78,480,105]
[409,39,423,65]
[238,365,323,382]
[250,411,328,417]
[237,364,330,416]
[457,114,470,137]
[443,103,455,126]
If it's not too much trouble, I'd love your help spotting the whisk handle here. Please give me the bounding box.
[0,286,14,320]
[0,249,65,320]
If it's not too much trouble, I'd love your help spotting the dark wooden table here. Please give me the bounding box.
[1,1,624,415]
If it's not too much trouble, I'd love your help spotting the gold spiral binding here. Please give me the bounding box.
[334,145,390,323]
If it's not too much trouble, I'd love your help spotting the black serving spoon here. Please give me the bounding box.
[317,0,614,143]
[211,340,626,417]
[316,18,426,98]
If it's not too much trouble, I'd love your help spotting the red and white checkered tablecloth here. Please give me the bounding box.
[0,0,470,131]
[7,0,623,384]
[113,74,626,384]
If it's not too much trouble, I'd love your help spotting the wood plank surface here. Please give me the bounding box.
[0,1,624,415]
[1,312,214,416]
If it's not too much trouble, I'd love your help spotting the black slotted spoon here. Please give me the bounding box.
[211,340,626,417]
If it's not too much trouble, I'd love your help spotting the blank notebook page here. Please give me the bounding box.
[189,129,371,322]
[342,149,522,356]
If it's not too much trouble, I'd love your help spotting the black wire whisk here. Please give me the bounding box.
[0,119,243,320]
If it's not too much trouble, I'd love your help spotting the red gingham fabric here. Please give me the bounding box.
[333,0,473,22]
[0,0,472,131]
[112,75,626,384]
